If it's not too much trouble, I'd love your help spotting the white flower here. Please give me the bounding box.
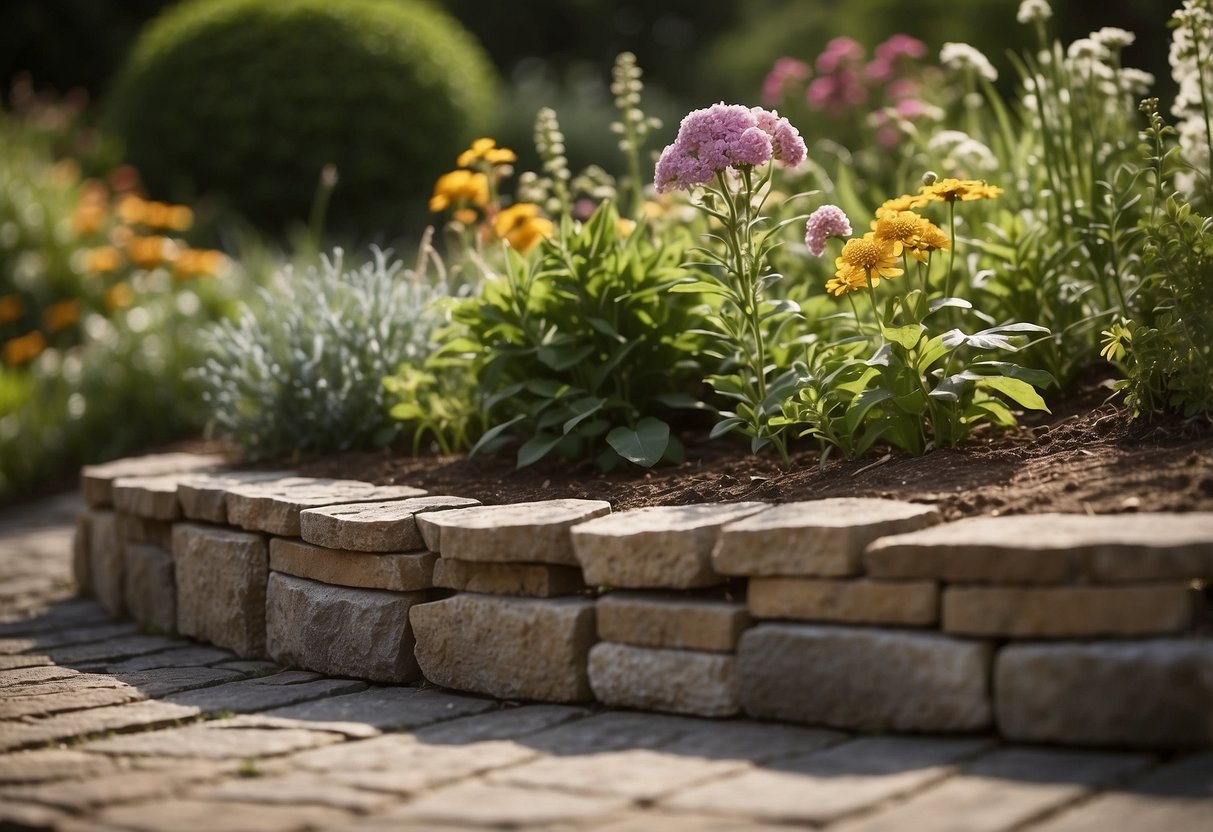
[1118,68,1155,97]
[1092,27,1135,50]
[939,42,998,82]
[1067,38,1110,63]
[1016,0,1052,25]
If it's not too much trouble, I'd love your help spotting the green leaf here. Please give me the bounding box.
[537,343,595,371]
[562,398,606,435]
[845,388,894,435]
[606,417,670,467]
[517,433,562,468]
[881,323,926,350]
[709,416,745,439]
[977,377,1051,412]
[669,281,733,297]
[469,414,526,457]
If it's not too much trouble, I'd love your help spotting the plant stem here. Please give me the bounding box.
[944,200,958,299]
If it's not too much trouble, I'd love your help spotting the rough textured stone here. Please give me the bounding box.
[72,512,91,595]
[748,578,938,626]
[269,538,435,592]
[865,512,1213,584]
[176,470,295,524]
[115,514,174,551]
[411,593,596,701]
[432,558,586,597]
[417,499,611,566]
[832,747,1152,832]
[713,498,941,578]
[738,624,992,732]
[663,737,995,824]
[0,700,201,752]
[85,510,122,617]
[0,759,236,814]
[80,452,225,508]
[596,592,750,652]
[162,672,365,715]
[84,721,343,759]
[944,584,1195,637]
[172,523,268,658]
[122,543,176,634]
[263,686,494,732]
[995,640,1213,747]
[266,572,427,683]
[299,496,481,552]
[574,503,769,589]
[111,475,184,521]
[588,642,740,717]
[225,478,427,536]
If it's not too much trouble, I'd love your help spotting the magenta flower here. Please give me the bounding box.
[804,205,852,257]
[654,103,808,193]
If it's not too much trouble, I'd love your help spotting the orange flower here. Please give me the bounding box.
[173,248,227,279]
[105,282,134,311]
[428,170,490,213]
[493,203,554,253]
[457,137,517,168]
[0,294,25,325]
[83,246,123,274]
[117,194,147,225]
[71,203,107,236]
[42,299,81,334]
[126,235,174,270]
[3,331,46,366]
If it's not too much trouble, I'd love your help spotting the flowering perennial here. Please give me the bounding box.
[804,205,853,256]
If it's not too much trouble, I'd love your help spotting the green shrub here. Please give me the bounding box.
[106,0,497,234]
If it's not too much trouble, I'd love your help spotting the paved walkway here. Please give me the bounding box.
[1,496,1210,832]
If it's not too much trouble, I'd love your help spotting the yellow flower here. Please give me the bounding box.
[429,170,490,213]
[871,210,924,245]
[173,248,227,279]
[452,208,479,226]
[83,246,123,274]
[126,235,174,270]
[3,331,46,366]
[915,220,952,254]
[880,193,931,213]
[0,294,25,325]
[42,299,81,334]
[71,203,107,236]
[457,137,517,168]
[616,218,636,238]
[105,282,134,311]
[918,178,1003,203]
[494,203,554,253]
[117,194,147,225]
[830,233,903,295]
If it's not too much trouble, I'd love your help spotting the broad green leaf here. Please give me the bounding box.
[977,376,1051,412]
[606,417,670,467]
[517,433,562,468]
[845,388,895,435]
[881,323,926,350]
[562,398,606,435]
[469,414,526,457]
[709,416,745,439]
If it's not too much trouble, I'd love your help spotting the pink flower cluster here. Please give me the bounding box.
[804,205,852,257]
[654,103,808,193]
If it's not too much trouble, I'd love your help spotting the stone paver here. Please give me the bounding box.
[3,490,1213,832]
[573,502,768,588]
[265,572,426,683]
[713,498,942,577]
[738,624,993,732]
[225,478,428,537]
[269,537,436,592]
[177,470,296,524]
[588,642,740,717]
[299,496,481,552]
[944,584,1196,637]
[432,557,586,597]
[748,577,938,626]
[173,523,268,658]
[596,592,750,652]
[417,498,611,565]
[864,512,1213,583]
[411,593,596,701]
[80,452,226,508]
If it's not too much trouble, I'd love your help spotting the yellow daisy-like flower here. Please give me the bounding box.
[457,137,517,168]
[880,193,931,213]
[830,233,904,295]
[915,220,951,253]
[871,210,924,244]
[494,203,554,253]
[428,170,490,213]
[918,178,1003,203]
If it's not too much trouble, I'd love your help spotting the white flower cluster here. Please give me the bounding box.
[1016,0,1052,25]
[940,43,998,83]
[927,130,998,174]
[1169,0,1213,197]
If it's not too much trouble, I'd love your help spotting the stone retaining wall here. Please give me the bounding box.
[75,453,1213,749]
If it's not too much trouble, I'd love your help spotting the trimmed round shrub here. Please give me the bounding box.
[106,0,497,234]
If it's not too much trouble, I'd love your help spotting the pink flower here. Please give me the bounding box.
[804,205,852,256]
[817,37,864,74]
[875,34,927,62]
[761,57,811,106]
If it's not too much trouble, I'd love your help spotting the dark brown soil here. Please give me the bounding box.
[294,374,1213,521]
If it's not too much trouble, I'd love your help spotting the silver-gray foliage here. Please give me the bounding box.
[197,246,449,459]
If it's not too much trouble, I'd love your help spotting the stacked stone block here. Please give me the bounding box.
[410,500,609,702]
[263,496,479,683]
[573,502,768,717]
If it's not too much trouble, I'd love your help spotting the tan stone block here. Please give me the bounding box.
[269,538,434,592]
[417,499,611,566]
[738,624,992,732]
[177,470,296,524]
[864,512,1213,584]
[115,513,174,551]
[123,543,176,634]
[225,478,427,537]
[81,452,225,508]
[299,496,481,552]
[266,572,426,683]
[111,475,184,520]
[86,509,122,617]
[573,503,768,589]
[713,498,941,578]
[172,523,268,658]
[433,558,585,597]
[748,578,938,626]
[72,512,91,595]
[943,584,1196,638]
[411,594,596,702]
[596,592,750,652]
[588,642,740,718]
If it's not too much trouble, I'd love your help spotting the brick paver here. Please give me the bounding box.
[0,495,1210,831]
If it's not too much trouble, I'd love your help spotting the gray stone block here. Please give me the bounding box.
[81,453,225,509]
[299,496,481,552]
[588,642,740,717]
[417,500,611,566]
[172,523,268,658]
[945,584,1196,638]
[123,543,176,634]
[225,478,427,537]
[269,538,435,592]
[596,592,750,652]
[748,577,938,626]
[86,510,122,617]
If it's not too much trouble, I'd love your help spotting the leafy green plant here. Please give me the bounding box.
[197,245,452,459]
